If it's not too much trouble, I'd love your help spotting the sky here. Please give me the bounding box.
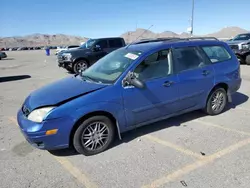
[1,0,249,38]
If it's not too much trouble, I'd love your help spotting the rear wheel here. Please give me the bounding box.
[246,55,250,65]
[204,88,227,115]
[73,116,115,156]
[73,60,89,73]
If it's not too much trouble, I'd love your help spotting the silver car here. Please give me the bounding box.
[226,33,250,65]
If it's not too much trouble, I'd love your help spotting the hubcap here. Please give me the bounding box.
[211,91,225,112]
[76,62,88,72]
[81,122,109,151]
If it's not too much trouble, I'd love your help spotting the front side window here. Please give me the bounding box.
[95,40,108,48]
[202,46,231,63]
[172,47,206,73]
[134,49,172,81]
[81,48,142,84]
[79,39,96,49]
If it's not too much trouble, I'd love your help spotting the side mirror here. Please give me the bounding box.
[93,45,102,52]
[123,72,145,89]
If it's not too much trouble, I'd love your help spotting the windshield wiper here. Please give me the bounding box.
[81,75,103,84]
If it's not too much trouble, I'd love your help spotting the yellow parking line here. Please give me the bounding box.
[144,135,204,159]
[142,137,250,188]
[7,116,98,188]
[53,156,98,188]
[194,119,250,136]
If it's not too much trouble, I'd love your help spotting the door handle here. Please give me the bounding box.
[202,70,210,76]
[163,81,174,87]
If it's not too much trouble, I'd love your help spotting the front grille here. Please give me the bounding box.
[229,45,239,50]
[22,105,30,117]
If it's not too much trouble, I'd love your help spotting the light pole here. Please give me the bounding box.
[190,0,195,36]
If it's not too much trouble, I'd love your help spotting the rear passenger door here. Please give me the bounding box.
[172,46,215,111]
[108,39,124,53]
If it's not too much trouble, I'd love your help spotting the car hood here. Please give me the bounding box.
[24,76,106,110]
[62,48,91,54]
[226,40,247,45]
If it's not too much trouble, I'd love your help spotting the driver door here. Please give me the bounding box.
[89,40,108,63]
[122,49,180,126]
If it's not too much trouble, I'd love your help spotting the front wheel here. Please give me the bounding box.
[246,55,250,65]
[73,60,89,73]
[204,88,227,115]
[237,55,245,64]
[73,116,115,156]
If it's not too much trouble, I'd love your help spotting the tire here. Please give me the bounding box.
[65,67,74,73]
[237,55,245,64]
[73,60,89,74]
[0,57,1,60]
[204,87,227,115]
[73,116,115,156]
[246,55,250,65]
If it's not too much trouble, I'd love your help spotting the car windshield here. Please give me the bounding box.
[232,34,250,41]
[81,48,142,84]
[79,39,96,49]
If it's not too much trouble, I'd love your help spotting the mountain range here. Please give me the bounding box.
[0,26,249,48]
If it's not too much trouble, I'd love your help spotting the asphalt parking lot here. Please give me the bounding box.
[1,50,250,188]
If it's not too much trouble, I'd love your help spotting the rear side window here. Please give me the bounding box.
[201,46,231,63]
[172,47,208,73]
[108,39,123,48]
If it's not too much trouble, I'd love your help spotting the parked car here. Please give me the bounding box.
[17,37,241,156]
[0,52,7,60]
[55,45,80,55]
[57,37,126,73]
[226,33,250,65]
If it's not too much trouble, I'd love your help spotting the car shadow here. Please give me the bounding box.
[1,58,15,60]
[49,92,248,157]
[0,75,31,83]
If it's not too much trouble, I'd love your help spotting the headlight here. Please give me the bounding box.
[27,107,55,123]
[242,44,250,50]
[62,53,72,60]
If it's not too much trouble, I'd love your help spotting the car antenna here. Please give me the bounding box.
[125,25,154,49]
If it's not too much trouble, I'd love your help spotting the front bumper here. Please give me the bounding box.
[233,49,250,56]
[17,109,74,150]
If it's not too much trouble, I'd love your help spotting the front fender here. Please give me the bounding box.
[71,102,127,133]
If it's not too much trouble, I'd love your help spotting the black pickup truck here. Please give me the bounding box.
[57,37,126,73]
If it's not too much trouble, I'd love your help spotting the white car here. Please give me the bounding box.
[55,45,80,55]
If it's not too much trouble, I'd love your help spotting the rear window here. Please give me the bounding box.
[201,45,231,63]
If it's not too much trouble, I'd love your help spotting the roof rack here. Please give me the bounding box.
[131,36,219,45]
[133,37,181,44]
[179,37,219,41]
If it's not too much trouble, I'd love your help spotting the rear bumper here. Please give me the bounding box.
[17,109,74,150]
[229,78,242,94]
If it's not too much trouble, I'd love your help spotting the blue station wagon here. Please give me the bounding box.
[17,37,241,155]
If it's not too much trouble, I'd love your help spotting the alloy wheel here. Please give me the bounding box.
[81,122,109,151]
[211,90,226,113]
